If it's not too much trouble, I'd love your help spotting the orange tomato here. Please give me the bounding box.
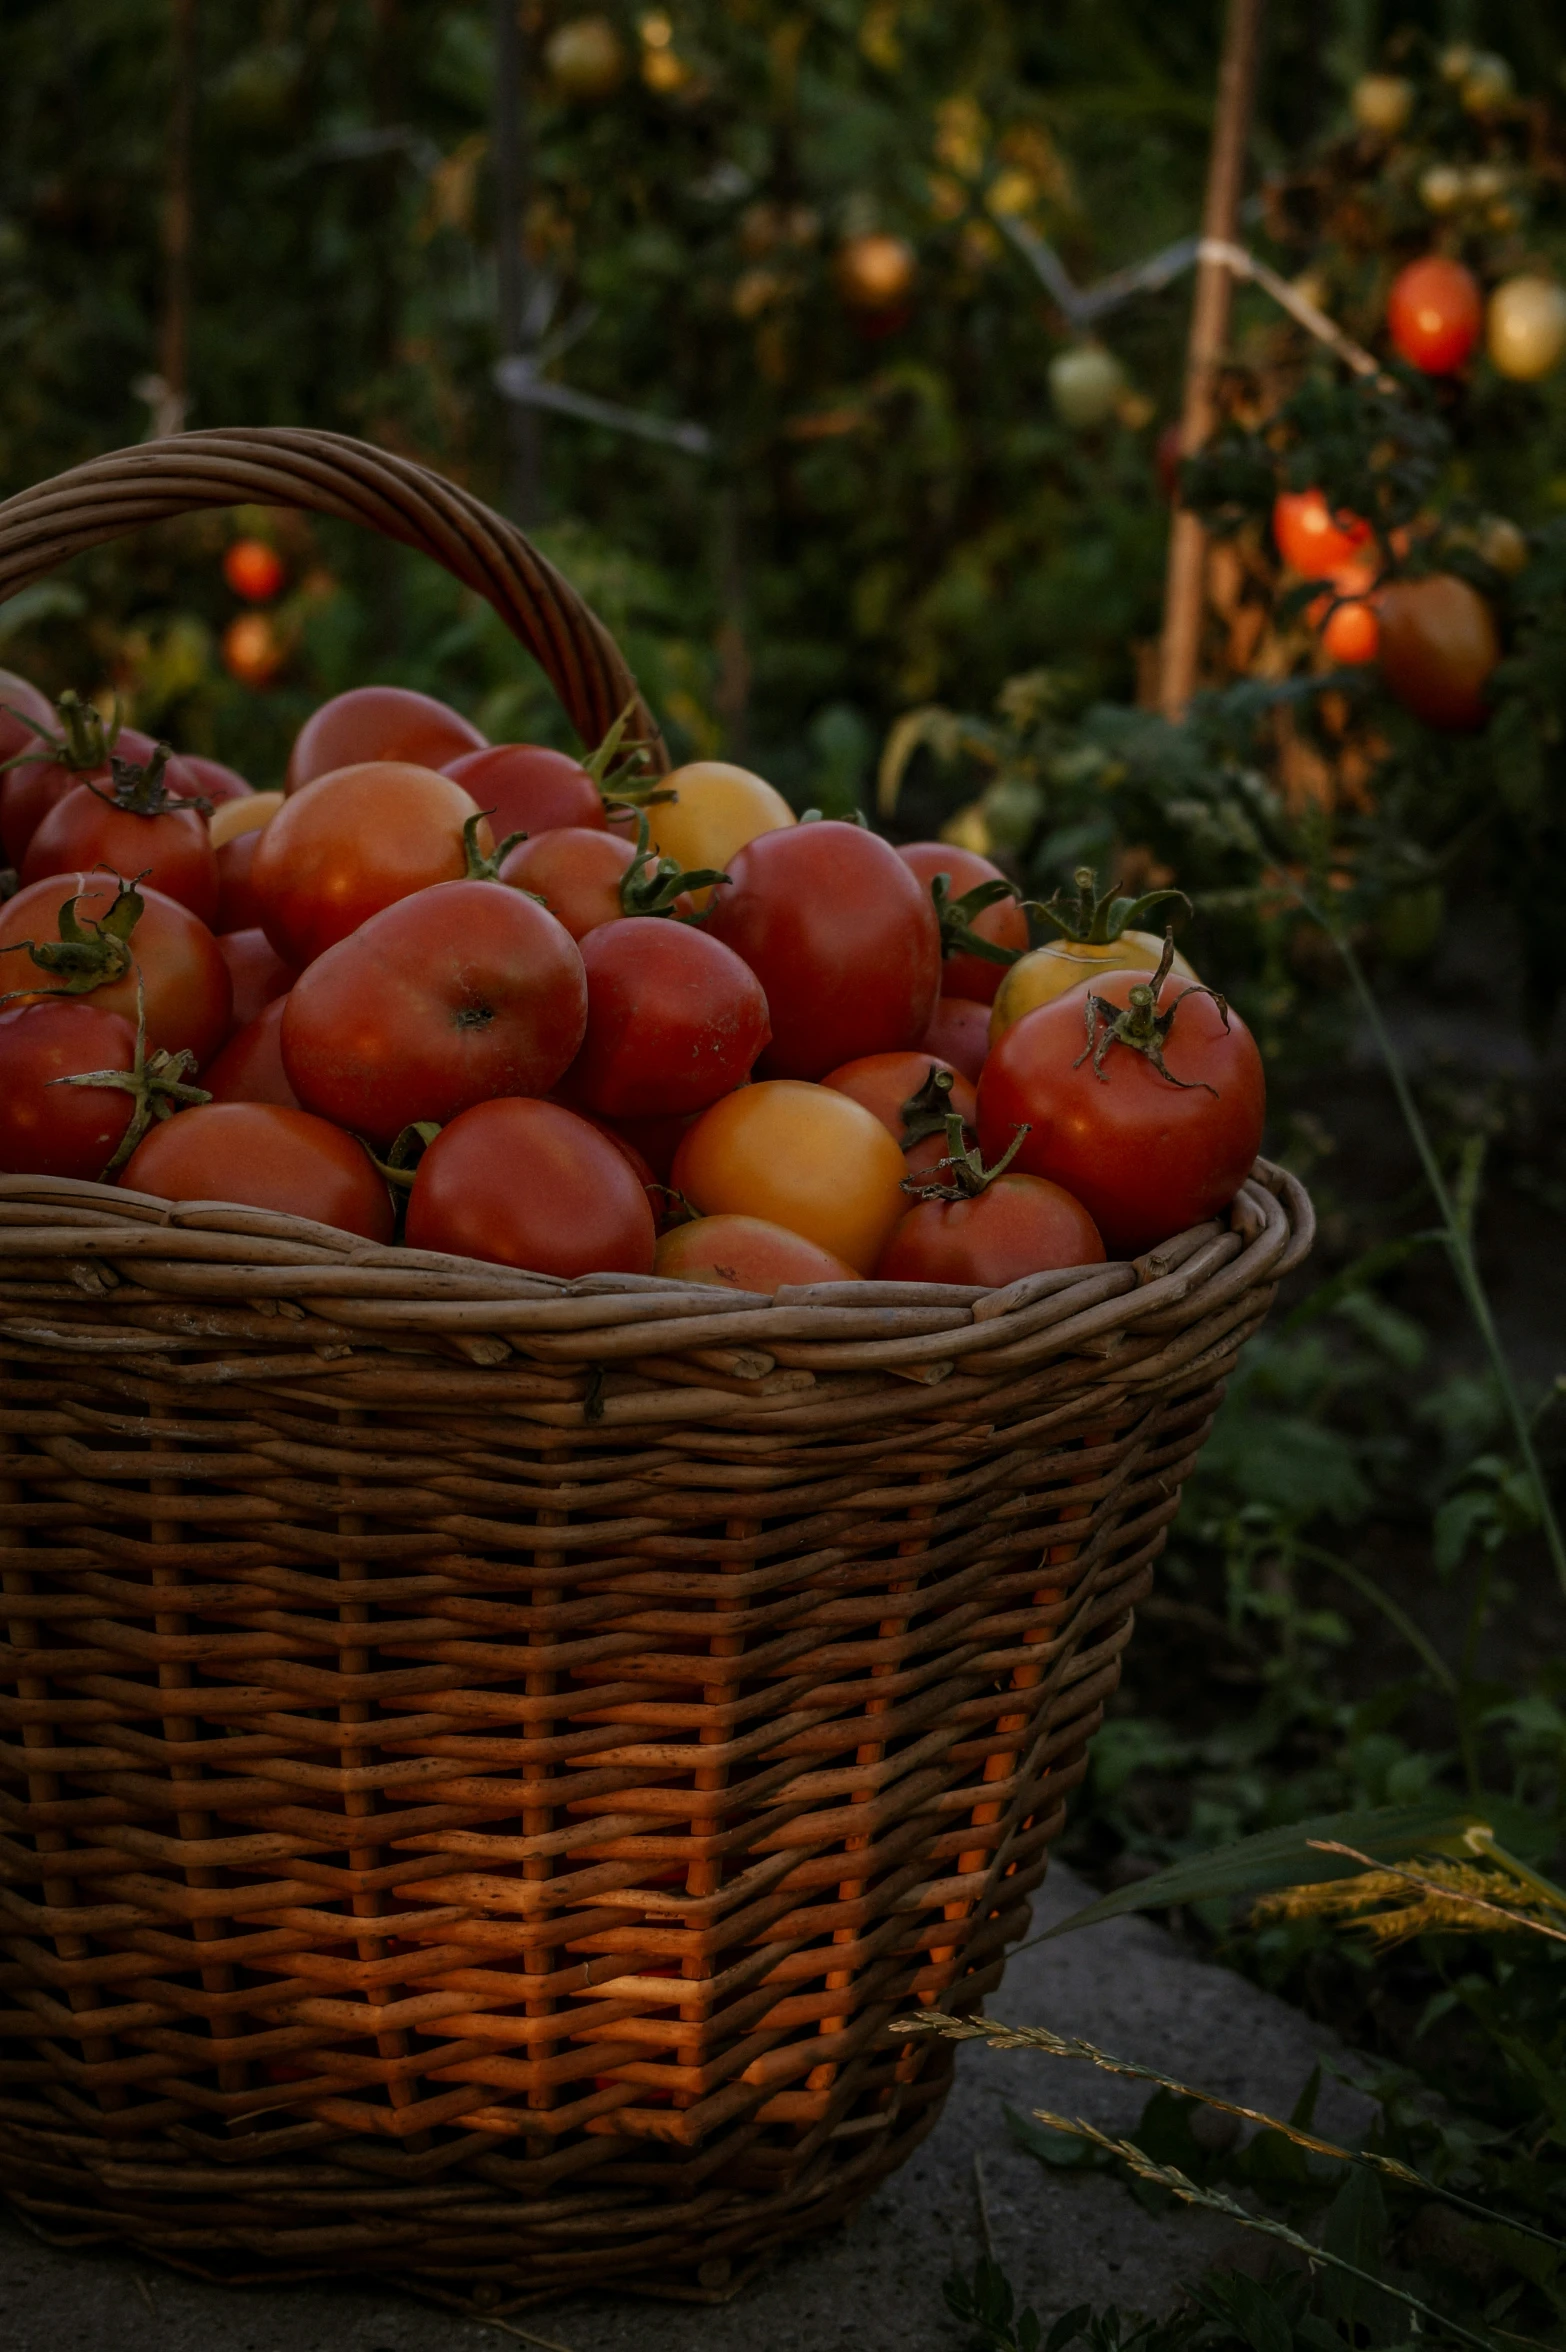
[250,762,490,965]
[221,613,285,687]
[671,1081,909,1274]
[655,1215,861,1292]
[1387,255,1482,375]
[223,539,285,602]
[1272,489,1372,579]
[1311,565,1381,664]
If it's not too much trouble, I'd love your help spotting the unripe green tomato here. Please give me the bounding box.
[1048,344,1126,430]
[1487,276,1566,382]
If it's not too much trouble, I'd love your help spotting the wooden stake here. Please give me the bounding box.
[1156,0,1263,718]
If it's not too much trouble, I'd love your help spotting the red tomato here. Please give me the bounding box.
[598,1108,701,1182]
[1313,569,1381,664]
[823,1050,977,1140]
[281,879,587,1146]
[443,744,607,837]
[223,540,285,602]
[500,827,650,939]
[1271,489,1373,579]
[180,753,254,806]
[217,928,297,1031]
[1378,575,1498,729]
[879,1172,1104,1287]
[0,705,192,868]
[0,667,54,783]
[672,1081,909,1273]
[251,762,489,966]
[121,1103,393,1243]
[563,918,770,1118]
[0,872,231,1066]
[405,1097,655,1276]
[918,994,990,1084]
[202,997,301,1109]
[22,756,219,924]
[286,685,484,793]
[656,1214,861,1291]
[977,965,1265,1256]
[214,829,269,933]
[221,614,285,687]
[896,842,1027,1004]
[573,1111,664,1226]
[705,820,940,1079]
[1387,256,1482,375]
[0,1000,139,1179]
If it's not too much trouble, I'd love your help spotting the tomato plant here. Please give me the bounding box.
[562,917,770,1117]
[1387,254,1483,374]
[216,928,297,1032]
[202,998,300,1109]
[1271,488,1372,578]
[406,1096,655,1276]
[0,872,232,1066]
[705,819,941,1078]
[897,841,1027,1004]
[285,685,484,792]
[1378,574,1499,729]
[22,745,219,923]
[0,1000,140,1178]
[281,878,586,1145]
[671,1080,909,1273]
[977,945,1265,1256]
[655,1214,860,1290]
[443,743,607,837]
[122,1102,394,1243]
[252,762,490,965]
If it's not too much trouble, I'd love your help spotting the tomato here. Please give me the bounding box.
[223,540,285,602]
[705,821,941,1079]
[918,994,990,1083]
[252,763,489,966]
[1487,275,1566,383]
[1271,489,1372,579]
[202,997,301,1109]
[181,754,254,807]
[990,932,1196,1047]
[656,1214,860,1291]
[0,694,192,868]
[217,928,297,1031]
[645,763,795,903]
[573,1111,664,1226]
[210,792,282,932]
[281,878,586,1146]
[286,685,484,793]
[823,1050,976,1140]
[209,790,281,850]
[563,918,770,1117]
[0,872,232,1067]
[0,667,54,788]
[443,744,608,837]
[499,827,684,939]
[598,1108,700,1182]
[977,960,1265,1257]
[878,1173,1105,1287]
[1387,256,1483,375]
[222,614,285,688]
[121,1103,394,1243]
[672,1081,909,1274]
[406,1097,655,1276]
[1313,569,1381,665]
[23,750,219,924]
[896,842,1028,1005]
[0,1000,139,1178]
[1378,574,1498,730]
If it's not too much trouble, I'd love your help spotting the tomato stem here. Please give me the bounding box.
[925,870,1024,970]
[1073,928,1227,1092]
[612,804,730,917]
[583,699,672,809]
[0,869,147,1005]
[1031,862,1192,947]
[902,1110,1031,1203]
[898,1063,962,1148]
[84,741,213,820]
[49,969,211,1177]
[462,810,528,879]
[0,687,124,779]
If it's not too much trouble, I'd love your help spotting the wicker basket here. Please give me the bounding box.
[0,431,1314,2311]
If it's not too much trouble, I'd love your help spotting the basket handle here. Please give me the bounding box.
[0,426,668,771]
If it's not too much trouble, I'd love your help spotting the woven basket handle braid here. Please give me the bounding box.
[0,425,669,771]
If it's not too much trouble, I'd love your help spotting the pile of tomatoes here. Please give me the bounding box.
[0,670,1266,1293]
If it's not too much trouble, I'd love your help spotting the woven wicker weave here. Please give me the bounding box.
[0,434,1314,2309]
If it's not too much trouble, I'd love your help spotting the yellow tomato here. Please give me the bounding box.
[209,790,283,849]
[989,932,1199,1049]
[646,762,794,903]
[671,1082,908,1274]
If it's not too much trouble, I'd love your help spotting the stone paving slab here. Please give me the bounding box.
[0,1863,1372,2352]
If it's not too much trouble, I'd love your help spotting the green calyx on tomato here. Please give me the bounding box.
[0,687,121,780]
[581,697,671,810]
[1075,931,1227,1094]
[0,869,146,1004]
[51,970,210,1176]
[611,805,730,918]
[901,1107,1031,1202]
[926,869,1025,972]
[462,809,529,879]
[897,1062,964,1149]
[87,742,212,820]
[371,1120,443,1191]
[1034,863,1191,947]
